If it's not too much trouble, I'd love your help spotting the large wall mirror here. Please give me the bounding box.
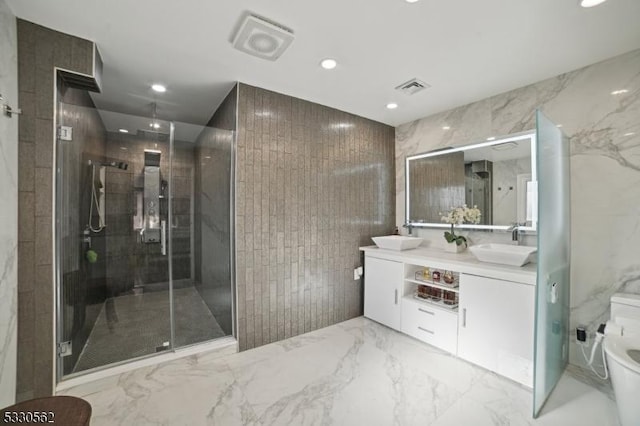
[405,132,537,231]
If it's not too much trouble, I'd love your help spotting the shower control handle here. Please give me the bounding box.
[161,220,167,256]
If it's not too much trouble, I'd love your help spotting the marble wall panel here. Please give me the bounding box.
[396,49,640,367]
[0,0,18,407]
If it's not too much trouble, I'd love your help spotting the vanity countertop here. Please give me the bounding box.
[360,245,536,285]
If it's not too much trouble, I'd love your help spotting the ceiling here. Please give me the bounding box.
[6,0,640,127]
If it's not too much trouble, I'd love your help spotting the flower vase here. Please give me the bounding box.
[444,241,465,253]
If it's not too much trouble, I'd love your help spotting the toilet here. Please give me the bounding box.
[604,293,640,426]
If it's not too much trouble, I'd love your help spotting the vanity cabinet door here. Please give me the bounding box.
[457,273,535,387]
[364,256,403,331]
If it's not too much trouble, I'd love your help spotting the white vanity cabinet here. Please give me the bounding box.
[363,256,403,331]
[361,246,537,387]
[457,273,535,387]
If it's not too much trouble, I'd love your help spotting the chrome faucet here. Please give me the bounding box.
[403,222,414,236]
[508,222,526,244]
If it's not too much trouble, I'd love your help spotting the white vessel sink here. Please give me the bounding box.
[372,235,423,251]
[469,243,537,267]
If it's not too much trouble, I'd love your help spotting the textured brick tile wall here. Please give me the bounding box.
[17,19,97,400]
[235,84,395,350]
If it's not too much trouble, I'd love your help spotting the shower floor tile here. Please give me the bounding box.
[73,287,226,373]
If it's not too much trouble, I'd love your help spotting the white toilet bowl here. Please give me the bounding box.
[604,334,640,426]
[604,293,640,426]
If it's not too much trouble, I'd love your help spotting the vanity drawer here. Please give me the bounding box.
[401,298,458,354]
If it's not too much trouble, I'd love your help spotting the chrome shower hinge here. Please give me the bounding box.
[57,341,72,357]
[58,126,73,141]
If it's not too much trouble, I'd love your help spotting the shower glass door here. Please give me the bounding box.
[56,89,235,380]
[56,97,175,377]
[170,121,235,347]
[532,110,571,416]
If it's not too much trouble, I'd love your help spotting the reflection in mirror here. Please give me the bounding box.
[406,132,536,230]
[409,151,465,223]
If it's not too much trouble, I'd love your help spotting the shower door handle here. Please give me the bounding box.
[161,220,167,256]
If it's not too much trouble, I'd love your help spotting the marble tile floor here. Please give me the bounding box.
[60,317,619,425]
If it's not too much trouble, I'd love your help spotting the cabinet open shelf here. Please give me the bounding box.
[405,278,460,293]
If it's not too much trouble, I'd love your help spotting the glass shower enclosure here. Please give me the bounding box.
[55,86,235,379]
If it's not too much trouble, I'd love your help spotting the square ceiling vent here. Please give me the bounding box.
[395,78,431,95]
[232,15,295,61]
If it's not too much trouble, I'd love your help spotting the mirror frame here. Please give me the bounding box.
[405,131,537,231]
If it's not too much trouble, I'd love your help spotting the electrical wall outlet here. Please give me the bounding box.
[575,326,589,346]
[353,266,364,281]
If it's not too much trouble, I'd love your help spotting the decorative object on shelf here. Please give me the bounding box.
[443,270,455,284]
[440,205,482,253]
[432,270,441,282]
[417,284,429,298]
[442,289,459,306]
[413,287,459,309]
[430,287,443,300]
[422,267,430,280]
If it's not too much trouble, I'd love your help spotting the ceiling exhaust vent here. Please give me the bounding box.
[232,15,295,61]
[395,78,431,95]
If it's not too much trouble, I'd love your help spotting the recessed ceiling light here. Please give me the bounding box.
[624,132,636,137]
[442,126,451,130]
[486,136,496,141]
[406,0,420,3]
[611,89,629,95]
[556,124,563,128]
[320,58,337,70]
[118,128,129,133]
[120,147,128,150]
[151,84,166,93]
[386,103,398,110]
[579,0,608,7]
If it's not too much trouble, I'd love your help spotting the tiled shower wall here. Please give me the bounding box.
[194,85,236,336]
[103,133,194,295]
[235,84,395,351]
[17,19,97,400]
